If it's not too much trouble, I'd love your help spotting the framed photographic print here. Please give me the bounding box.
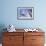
[17,7,34,20]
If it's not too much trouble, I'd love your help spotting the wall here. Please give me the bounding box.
[0,0,46,29]
[0,0,46,44]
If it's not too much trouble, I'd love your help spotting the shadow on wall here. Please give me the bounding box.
[0,24,7,43]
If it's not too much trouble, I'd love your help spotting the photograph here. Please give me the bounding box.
[17,7,34,20]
